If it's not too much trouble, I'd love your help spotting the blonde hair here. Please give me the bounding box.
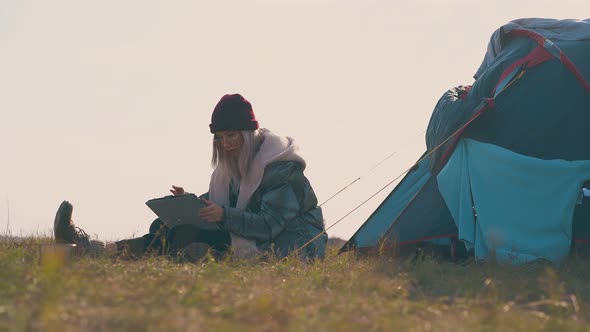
[211,130,261,189]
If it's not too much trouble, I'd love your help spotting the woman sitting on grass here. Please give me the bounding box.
[54,93,327,261]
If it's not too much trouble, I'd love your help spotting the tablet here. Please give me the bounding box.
[146,194,221,231]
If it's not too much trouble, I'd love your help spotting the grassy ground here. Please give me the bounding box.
[1,237,590,332]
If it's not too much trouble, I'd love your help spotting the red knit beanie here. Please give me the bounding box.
[209,94,259,133]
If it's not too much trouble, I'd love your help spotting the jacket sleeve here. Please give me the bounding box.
[220,181,300,242]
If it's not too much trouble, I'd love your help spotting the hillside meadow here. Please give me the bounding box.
[1,236,590,331]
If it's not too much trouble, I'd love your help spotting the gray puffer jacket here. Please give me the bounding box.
[219,160,327,259]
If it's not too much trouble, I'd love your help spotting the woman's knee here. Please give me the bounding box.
[149,218,167,234]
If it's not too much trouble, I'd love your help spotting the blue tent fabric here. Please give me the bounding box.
[464,39,590,162]
[476,18,590,80]
[438,139,590,263]
[429,35,590,164]
[380,169,456,247]
[342,154,458,254]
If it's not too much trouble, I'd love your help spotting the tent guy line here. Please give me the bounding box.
[289,115,481,258]
[318,129,426,208]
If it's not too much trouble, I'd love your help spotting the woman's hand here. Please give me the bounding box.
[199,199,224,223]
[170,185,185,196]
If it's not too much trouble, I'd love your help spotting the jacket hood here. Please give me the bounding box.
[253,128,306,172]
[209,128,306,209]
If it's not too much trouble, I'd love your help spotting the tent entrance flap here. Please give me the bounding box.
[438,139,590,263]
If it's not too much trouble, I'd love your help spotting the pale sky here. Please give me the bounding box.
[0,0,587,241]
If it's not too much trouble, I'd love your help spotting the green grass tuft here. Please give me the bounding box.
[1,237,590,331]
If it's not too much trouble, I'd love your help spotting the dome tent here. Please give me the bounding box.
[341,18,590,264]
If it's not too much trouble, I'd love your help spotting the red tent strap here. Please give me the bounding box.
[492,45,552,96]
[511,28,590,93]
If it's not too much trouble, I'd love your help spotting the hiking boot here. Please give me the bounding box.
[53,200,91,249]
[183,242,211,263]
